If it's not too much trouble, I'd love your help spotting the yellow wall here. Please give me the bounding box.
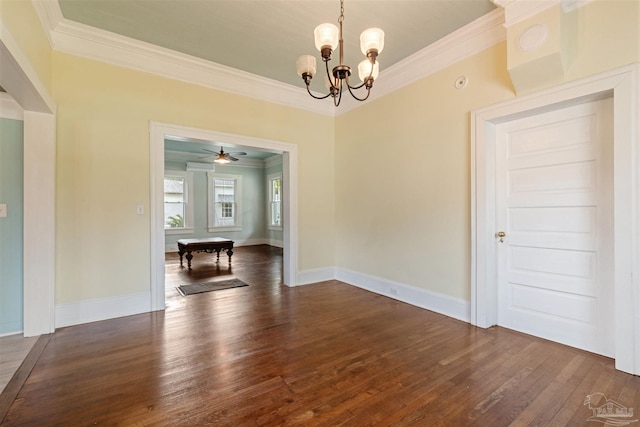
[53,52,335,303]
[0,0,52,94]
[566,0,639,81]
[7,0,640,309]
[507,0,640,94]
[335,0,639,303]
[335,44,514,301]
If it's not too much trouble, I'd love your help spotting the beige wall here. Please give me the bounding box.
[53,52,335,303]
[335,0,639,303]
[335,44,514,301]
[507,0,640,94]
[0,0,52,95]
[5,0,639,311]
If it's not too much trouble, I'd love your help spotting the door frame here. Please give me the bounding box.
[470,63,639,375]
[1,23,57,337]
[149,122,298,312]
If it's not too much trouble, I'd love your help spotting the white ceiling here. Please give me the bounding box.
[57,0,496,93]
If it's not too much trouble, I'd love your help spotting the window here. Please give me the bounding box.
[268,172,282,230]
[164,171,194,234]
[208,173,242,231]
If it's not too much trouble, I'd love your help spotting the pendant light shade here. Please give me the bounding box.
[314,23,339,51]
[360,28,385,55]
[358,59,379,82]
[296,55,317,77]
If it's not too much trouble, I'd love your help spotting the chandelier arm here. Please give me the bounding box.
[334,83,343,107]
[324,60,337,91]
[344,74,366,90]
[346,83,371,102]
[306,84,334,100]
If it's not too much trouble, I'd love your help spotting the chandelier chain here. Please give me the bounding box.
[339,0,344,24]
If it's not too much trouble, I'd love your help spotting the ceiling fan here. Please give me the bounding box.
[200,147,247,164]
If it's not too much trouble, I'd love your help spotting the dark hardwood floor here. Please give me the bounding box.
[2,245,639,426]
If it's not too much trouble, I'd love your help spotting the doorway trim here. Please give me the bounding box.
[470,63,639,375]
[149,122,298,311]
[1,22,57,337]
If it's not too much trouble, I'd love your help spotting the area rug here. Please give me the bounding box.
[176,279,249,296]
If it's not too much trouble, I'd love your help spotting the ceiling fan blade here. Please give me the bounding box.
[198,155,214,159]
[231,152,247,156]
[227,155,239,161]
[201,148,218,154]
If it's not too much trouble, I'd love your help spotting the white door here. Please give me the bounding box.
[495,98,613,357]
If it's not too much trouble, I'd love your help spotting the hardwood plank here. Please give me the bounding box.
[2,245,639,426]
[0,334,51,424]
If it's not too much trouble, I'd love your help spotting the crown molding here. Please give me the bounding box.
[336,8,506,114]
[491,0,595,27]
[164,149,266,168]
[31,0,63,48]
[33,0,506,117]
[264,154,283,169]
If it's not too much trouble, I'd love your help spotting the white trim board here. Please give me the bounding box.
[1,18,57,337]
[471,63,640,375]
[336,268,471,323]
[32,0,505,117]
[55,292,150,328]
[298,267,336,287]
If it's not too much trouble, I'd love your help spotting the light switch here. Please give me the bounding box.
[0,204,6,218]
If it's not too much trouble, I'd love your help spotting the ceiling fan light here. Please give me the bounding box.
[358,59,379,82]
[214,157,230,164]
[296,55,317,77]
[360,28,385,55]
[314,23,339,52]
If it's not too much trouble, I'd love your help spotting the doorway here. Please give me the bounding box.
[494,98,613,356]
[149,122,299,313]
[470,64,640,375]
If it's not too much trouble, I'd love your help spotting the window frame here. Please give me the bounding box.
[207,172,243,232]
[163,170,194,235]
[267,172,283,231]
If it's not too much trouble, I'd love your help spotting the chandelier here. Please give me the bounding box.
[296,0,384,107]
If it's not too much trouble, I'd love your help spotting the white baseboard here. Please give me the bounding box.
[52,267,469,329]
[297,267,336,286]
[55,292,150,328]
[267,239,283,248]
[0,330,24,338]
[335,267,471,323]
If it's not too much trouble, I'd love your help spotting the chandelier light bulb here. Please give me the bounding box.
[360,28,385,55]
[296,55,317,77]
[314,23,339,52]
[358,59,379,82]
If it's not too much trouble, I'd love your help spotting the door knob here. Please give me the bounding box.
[497,231,506,243]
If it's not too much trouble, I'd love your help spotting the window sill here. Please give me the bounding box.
[268,225,283,231]
[165,227,195,235]
[207,226,242,232]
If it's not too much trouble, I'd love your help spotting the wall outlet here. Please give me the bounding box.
[390,288,398,296]
[0,204,6,218]
[136,204,144,215]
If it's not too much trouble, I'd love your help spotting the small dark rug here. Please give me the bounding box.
[176,279,249,296]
